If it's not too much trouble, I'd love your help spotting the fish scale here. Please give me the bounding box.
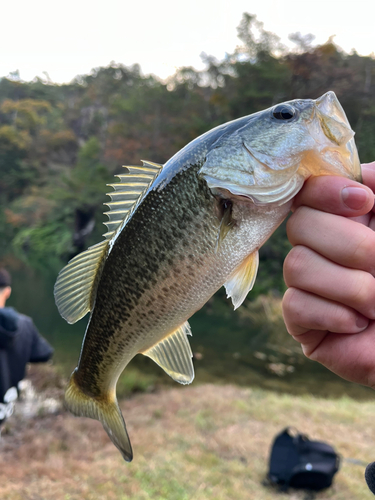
[77,166,219,383]
[55,91,361,461]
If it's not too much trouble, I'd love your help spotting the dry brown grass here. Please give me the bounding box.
[0,384,374,499]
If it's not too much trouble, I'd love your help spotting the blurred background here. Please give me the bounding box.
[1,2,375,498]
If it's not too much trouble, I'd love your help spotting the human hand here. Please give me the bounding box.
[282,163,375,387]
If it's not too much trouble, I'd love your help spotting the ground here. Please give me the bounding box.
[0,373,374,500]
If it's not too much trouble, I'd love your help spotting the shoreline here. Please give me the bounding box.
[1,372,374,499]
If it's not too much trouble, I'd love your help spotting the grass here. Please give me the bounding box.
[1,382,374,499]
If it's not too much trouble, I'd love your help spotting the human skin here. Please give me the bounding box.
[282,162,375,388]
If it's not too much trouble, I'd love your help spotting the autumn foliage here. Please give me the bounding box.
[1,14,374,287]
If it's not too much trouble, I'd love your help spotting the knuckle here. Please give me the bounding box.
[282,288,310,336]
[305,346,319,361]
[302,345,314,359]
[281,290,295,334]
[333,305,355,331]
[283,246,312,286]
[311,312,328,331]
[282,288,299,318]
[351,230,375,275]
[286,207,309,242]
[347,273,375,318]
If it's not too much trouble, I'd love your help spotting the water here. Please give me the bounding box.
[7,263,374,400]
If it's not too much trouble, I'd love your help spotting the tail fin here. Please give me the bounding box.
[65,370,133,462]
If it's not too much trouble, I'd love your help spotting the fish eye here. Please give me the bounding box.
[272,105,296,121]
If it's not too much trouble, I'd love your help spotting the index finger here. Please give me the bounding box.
[292,172,374,217]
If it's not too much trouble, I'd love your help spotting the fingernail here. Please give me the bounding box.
[342,187,369,210]
[356,315,369,330]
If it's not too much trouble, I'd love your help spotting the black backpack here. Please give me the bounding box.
[268,427,340,491]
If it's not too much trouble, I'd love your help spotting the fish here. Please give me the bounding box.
[54,91,361,462]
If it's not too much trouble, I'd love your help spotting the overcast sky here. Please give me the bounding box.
[1,0,374,83]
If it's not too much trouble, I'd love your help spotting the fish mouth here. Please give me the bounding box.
[204,173,305,206]
[314,91,362,183]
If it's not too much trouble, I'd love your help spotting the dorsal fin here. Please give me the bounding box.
[54,160,163,324]
[103,160,163,239]
[140,321,194,385]
[54,240,108,324]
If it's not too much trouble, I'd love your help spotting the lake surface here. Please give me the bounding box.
[7,263,374,400]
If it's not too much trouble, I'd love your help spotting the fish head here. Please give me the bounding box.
[200,91,361,205]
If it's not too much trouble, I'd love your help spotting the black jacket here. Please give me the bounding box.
[0,307,54,402]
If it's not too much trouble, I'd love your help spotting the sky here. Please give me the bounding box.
[1,0,374,84]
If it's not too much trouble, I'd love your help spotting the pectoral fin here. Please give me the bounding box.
[216,199,234,252]
[224,251,259,310]
[141,322,194,384]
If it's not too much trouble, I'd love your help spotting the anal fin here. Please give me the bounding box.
[224,251,259,310]
[141,322,194,385]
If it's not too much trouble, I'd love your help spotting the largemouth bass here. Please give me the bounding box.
[55,91,361,461]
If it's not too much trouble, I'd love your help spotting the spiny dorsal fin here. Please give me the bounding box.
[141,321,194,385]
[54,160,163,325]
[224,251,259,310]
[54,240,108,324]
[103,160,163,239]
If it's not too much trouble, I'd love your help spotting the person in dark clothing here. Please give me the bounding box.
[0,268,53,426]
